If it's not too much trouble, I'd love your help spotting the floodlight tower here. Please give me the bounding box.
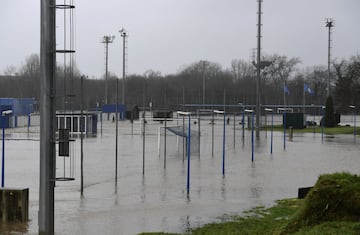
[39,0,56,234]
[101,35,115,104]
[325,18,334,97]
[119,28,128,105]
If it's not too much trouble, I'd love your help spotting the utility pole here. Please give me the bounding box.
[256,0,263,138]
[39,0,56,233]
[119,28,128,105]
[101,35,115,104]
[325,18,334,97]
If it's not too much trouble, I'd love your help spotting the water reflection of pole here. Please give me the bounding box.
[245,109,254,162]
[271,110,273,154]
[242,107,245,143]
[100,102,103,136]
[251,111,254,161]
[187,114,191,195]
[115,72,119,193]
[233,112,236,148]
[222,112,226,175]
[182,86,185,162]
[312,104,315,134]
[164,90,167,169]
[238,103,245,144]
[164,114,167,169]
[283,111,286,150]
[182,115,185,162]
[322,106,325,140]
[211,110,214,157]
[142,84,146,175]
[265,108,273,154]
[142,111,146,175]
[197,110,201,157]
[349,105,356,137]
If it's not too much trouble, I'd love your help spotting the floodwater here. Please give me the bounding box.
[1,115,360,235]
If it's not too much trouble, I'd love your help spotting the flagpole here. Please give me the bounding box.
[303,82,306,114]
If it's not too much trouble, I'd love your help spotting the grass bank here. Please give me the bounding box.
[263,125,359,135]
[139,172,360,235]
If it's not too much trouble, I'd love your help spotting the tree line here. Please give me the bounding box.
[1,53,359,114]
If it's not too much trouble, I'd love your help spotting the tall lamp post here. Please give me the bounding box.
[325,18,334,97]
[119,28,128,105]
[101,35,115,105]
[1,110,12,187]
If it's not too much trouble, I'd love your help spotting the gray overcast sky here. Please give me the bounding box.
[0,0,359,78]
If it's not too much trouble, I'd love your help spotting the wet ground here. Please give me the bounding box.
[1,115,360,234]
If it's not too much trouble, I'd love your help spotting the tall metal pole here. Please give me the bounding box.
[105,41,109,104]
[325,18,334,97]
[80,75,84,197]
[39,0,56,233]
[101,36,114,105]
[256,0,263,138]
[122,35,126,105]
[119,29,128,105]
[115,71,119,192]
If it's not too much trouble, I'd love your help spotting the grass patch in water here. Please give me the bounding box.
[263,125,359,135]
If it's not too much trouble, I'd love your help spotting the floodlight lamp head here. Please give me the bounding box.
[325,18,334,27]
[119,28,128,37]
[349,105,356,109]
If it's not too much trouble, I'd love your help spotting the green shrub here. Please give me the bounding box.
[283,172,360,234]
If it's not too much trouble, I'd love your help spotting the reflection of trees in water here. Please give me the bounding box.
[249,163,263,199]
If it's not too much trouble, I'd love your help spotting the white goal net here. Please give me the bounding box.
[157,125,199,158]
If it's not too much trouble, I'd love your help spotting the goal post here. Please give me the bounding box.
[157,125,199,159]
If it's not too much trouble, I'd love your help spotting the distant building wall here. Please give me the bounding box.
[0,98,35,128]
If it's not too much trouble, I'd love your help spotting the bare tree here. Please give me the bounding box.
[262,54,301,86]
[19,53,40,77]
[3,65,18,76]
[230,59,255,81]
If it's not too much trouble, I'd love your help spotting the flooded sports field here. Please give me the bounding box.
[1,115,360,234]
